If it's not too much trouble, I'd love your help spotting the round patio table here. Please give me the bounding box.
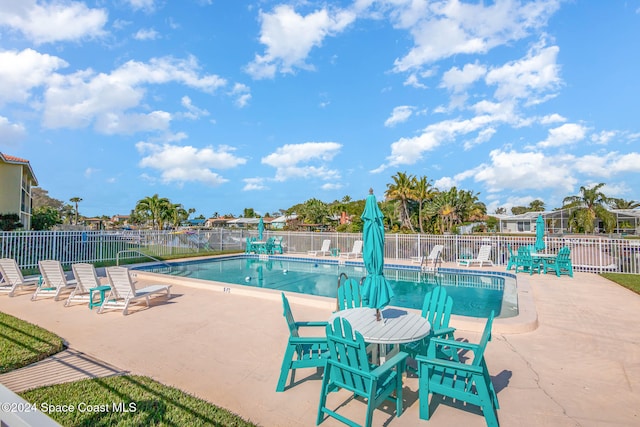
[329,307,431,363]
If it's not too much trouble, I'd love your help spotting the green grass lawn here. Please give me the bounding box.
[1,312,256,426]
[20,375,257,427]
[0,312,65,373]
[601,273,640,295]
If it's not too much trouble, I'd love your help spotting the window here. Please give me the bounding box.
[517,221,531,232]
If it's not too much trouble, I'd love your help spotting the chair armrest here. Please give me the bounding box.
[429,337,478,352]
[371,352,408,377]
[289,337,327,345]
[415,355,484,374]
[295,321,328,328]
[432,327,456,337]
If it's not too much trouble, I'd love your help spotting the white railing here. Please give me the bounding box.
[1,230,638,274]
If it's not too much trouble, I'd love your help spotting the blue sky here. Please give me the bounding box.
[1,0,639,219]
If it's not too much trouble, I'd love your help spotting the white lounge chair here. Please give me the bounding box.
[339,240,363,259]
[308,239,331,256]
[411,244,444,269]
[99,266,171,315]
[65,263,102,307]
[457,245,494,267]
[0,258,40,297]
[33,260,77,301]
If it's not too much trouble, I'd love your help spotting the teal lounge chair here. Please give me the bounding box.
[417,311,500,426]
[276,293,329,392]
[317,317,408,427]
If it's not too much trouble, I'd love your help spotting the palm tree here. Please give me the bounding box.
[69,197,82,225]
[412,176,435,233]
[385,172,416,231]
[167,203,188,229]
[611,198,640,209]
[563,183,615,233]
[528,199,546,212]
[135,194,172,230]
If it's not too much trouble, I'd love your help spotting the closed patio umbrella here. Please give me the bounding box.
[361,189,394,321]
[535,214,545,252]
[258,217,264,241]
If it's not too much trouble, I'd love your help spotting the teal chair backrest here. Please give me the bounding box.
[325,318,372,390]
[421,286,453,331]
[557,246,571,261]
[337,277,363,311]
[472,310,495,367]
[281,293,300,338]
[517,245,532,261]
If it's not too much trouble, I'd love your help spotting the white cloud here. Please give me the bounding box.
[392,0,560,71]
[179,96,209,120]
[473,149,577,192]
[538,123,587,148]
[245,5,356,79]
[243,178,268,191]
[433,176,457,190]
[384,106,414,127]
[440,62,487,92]
[322,182,343,190]
[42,56,226,132]
[137,142,247,186]
[540,113,566,124]
[374,113,502,172]
[125,0,156,12]
[573,152,640,177]
[0,1,108,44]
[485,42,561,102]
[0,49,68,105]
[590,130,617,145]
[0,116,27,145]
[229,83,251,108]
[133,28,159,40]
[262,141,342,181]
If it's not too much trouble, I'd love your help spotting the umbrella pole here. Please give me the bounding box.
[376,309,381,321]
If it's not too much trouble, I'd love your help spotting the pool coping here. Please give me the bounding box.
[131,254,538,335]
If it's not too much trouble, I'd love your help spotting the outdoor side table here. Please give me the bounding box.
[89,285,111,310]
[331,248,341,257]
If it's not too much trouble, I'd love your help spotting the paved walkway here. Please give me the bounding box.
[0,349,126,393]
[0,261,639,426]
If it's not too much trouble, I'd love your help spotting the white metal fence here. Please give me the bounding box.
[1,230,639,274]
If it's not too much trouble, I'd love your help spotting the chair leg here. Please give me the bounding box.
[475,376,500,427]
[276,345,295,392]
[418,364,432,420]
[316,366,331,425]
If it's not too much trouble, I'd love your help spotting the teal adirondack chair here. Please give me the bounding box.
[400,286,457,367]
[317,317,408,427]
[543,246,574,277]
[514,245,540,275]
[506,244,519,271]
[416,310,500,426]
[272,236,284,254]
[276,293,330,392]
[336,274,363,311]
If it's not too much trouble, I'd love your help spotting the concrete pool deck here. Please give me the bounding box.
[0,259,639,426]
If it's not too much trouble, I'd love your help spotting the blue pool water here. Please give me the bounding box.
[136,256,517,318]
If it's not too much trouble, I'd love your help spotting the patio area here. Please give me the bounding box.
[0,261,639,426]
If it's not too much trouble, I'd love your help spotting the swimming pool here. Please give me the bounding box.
[135,255,518,319]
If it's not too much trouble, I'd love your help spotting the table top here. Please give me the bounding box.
[531,252,556,258]
[329,307,431,345]
[90,285,111,291]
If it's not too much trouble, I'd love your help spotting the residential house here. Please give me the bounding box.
[0,152,38,230]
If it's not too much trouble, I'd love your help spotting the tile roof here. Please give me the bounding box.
[0,153,30,164]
